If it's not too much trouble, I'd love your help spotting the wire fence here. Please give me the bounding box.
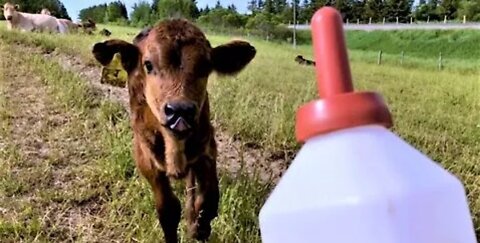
[288,15,480,31]
[374,50,445,71]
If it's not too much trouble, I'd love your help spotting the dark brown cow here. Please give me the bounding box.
[295,55,316,66]
[78,18,96,34]
[99,28,112,36]
[91,19,256,242]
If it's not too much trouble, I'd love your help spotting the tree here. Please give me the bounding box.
[333,0,353,21]
[78,3,107,22]
[273,0,288,14]
[154,0,198,19]
[248,0,258,13]
[439,0,460,19]
[130,1,155,27]
[258,0,265,9]
[104,1,128,22]
[197,5,247,28]
[299,0,311,23]
[457,0,480,21]
[199,5,211,15]
[190,0,200,18]
[414,0,438,21]
[245,12,279,34]
[385,0,414,22]
[365,0,387,22]
[349,0,367,21]
[264,0,275,13]
[214,0,222,9]
[227,4,236,12]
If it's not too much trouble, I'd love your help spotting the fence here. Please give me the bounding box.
[371,50,447,71]
[288,15,480,31]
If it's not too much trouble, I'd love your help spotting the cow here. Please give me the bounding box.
[39,8,79,34]
[99,28,112,37]
[57,18,79,34]
[40,8,51,15]
[78,18,96,34]
[1,2,59,33]
[91,18,256,243]
[295,55,316,66]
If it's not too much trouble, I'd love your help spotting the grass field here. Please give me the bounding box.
[0,21,479,241]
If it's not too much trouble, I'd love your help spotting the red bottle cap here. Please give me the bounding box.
[295,7,393,143]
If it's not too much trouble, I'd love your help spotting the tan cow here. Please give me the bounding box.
[2,3,59,33]
[40,7,78,34]
[57,18,79,33]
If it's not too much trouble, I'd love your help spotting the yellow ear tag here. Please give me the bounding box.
[100,52,128,87]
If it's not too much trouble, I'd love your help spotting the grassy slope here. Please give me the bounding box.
[0,21,479,237]
[346,29,480,59]
[0,40,269,242]
[344,29,480,72]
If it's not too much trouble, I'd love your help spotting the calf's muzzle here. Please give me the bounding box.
[164,101,197,138]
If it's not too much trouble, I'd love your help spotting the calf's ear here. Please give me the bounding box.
[92,39,140,73]
[14,4,19,10]
[211,40,256,75]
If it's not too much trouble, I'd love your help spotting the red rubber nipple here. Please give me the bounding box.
[295,7,393,143]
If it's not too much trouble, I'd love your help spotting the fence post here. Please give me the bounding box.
[396,17,399,24]
[463,15,466,24]
[427,15,430,23]
[369,17,372,24]
[401,51,404,65]
[347,18,349,25]
[444,15,447,24]
[410,17,413,24]
[357,19,360,25]
[438,52,443,70]
[383,17,385,25]
[378,50,383,65]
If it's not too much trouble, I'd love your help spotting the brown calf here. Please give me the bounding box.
[91,19,256,242]
[295,55,316,66]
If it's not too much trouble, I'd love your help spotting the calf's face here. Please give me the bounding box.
[92,20,256,140]
[2,3,19,21]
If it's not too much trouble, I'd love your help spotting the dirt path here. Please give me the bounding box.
[0,41,108,242]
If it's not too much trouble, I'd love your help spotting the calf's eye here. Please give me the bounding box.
[144,60,153,74]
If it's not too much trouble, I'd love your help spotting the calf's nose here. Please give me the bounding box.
[164,102,197,133]
[6,16,12,21]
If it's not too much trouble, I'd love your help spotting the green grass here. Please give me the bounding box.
[0,39,270,242]
[346,29,480,59]
[0,20,479,239]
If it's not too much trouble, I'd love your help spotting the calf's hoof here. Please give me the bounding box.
[188,222,212,242]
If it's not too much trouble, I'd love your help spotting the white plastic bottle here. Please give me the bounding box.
[259,7,477,243]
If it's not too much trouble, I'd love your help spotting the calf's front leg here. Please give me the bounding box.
[187,155,220,241]
[149,172,181,243]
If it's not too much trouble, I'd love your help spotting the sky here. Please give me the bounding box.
[63,0,248,21]
[64,0,420,22]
